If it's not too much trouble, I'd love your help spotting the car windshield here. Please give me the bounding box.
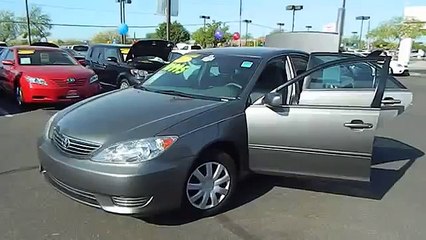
[17,49,77,66]
[141,53,261,100]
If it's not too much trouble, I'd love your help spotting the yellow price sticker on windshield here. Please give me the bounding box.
[173,54,200,63]
[120,48,130,54]
[18,49,35,55]
[163,62,189,74]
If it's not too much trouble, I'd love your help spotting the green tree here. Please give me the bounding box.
[145,32,159,39]
[155,21,190,43]
[192,21,231,47]
[367,16,426,48]
[18,6,52,42]
[342,34,366,49]
[91,30,121,43]
[0,11,18,42]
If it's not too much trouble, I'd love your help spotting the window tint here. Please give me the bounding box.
[290,56,308,75]
[307,62,377,89]
[191,45,202,50]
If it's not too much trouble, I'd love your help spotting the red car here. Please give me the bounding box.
[0,46,101,107]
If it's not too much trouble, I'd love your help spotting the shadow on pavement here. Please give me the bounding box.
[0,95,70,116]
[142,137,423,226]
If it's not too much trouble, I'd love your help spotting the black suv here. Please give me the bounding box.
[85,40,174,89]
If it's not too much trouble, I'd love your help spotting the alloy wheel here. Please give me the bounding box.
[16,86,23,105]
[186,162,231,210]
[120,81,129,89]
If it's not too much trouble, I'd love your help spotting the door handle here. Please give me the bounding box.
[382,97,401,105]
[344,120,373,129]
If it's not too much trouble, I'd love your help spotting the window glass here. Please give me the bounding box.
[104,48,120,60]
[290,56,308,75]
[5,50,15,61]
[142,53,261,100]
[17,49,76,65]
[250,58,287,102]
[307,62,377,89]
[91,47,101,61]
[169,52,182,61]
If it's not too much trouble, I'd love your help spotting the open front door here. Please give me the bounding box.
[246,56,389,182]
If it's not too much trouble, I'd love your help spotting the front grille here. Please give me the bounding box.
[111,196,152,208]
[52,78,87,87]
[52,128,101,156]
[45,173,100,208]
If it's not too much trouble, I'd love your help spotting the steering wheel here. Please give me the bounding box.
[225,82,243,89]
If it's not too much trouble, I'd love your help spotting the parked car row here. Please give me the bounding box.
[37,47,412,217]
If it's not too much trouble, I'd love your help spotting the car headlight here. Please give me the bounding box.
[89,74,98,83]
[25,76,47,86]
[44,112,58,139]
[130,69,148,78]
[91,136,178,164]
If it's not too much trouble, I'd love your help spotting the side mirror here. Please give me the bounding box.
[106,57,118,62]
[263,92,283,107]
[78,59,86,66]
[1,60,14,66]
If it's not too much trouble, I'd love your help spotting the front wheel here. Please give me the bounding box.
[119,79,130,89]
[15,85,25,106]
[183,151,237,216]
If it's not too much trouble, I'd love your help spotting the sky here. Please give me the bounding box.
[1,0,425,41]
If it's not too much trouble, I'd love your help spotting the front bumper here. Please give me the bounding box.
[38,138,193,215]
[24,83,101,103]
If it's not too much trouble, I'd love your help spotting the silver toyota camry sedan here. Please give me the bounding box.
[38,47,412,217]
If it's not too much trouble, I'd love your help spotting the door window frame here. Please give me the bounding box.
[272,55,390,109]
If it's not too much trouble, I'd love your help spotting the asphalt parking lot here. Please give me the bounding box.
[1,75,425,240]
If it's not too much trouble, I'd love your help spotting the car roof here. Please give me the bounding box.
[90,44,131,48]
[196,47,308,58]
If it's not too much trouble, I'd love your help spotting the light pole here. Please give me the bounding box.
[305,25,312,31]
[243,19,252,46]
[200,15,210,30]
[116,0,132,43]
[356,15,370,50]
[277,23,285,32]
[336,0,346,50]
[25,0,32,44]
[286,5,303,32]
[239,0,243,46]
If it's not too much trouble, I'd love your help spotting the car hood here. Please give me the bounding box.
[126,40,174,62]
[20,65,94,78]
[55,88,223,144]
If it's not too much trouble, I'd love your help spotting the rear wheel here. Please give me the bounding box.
[119,79,130,89]
[183,150,237,216]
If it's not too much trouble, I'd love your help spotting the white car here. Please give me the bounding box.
[390,61,409,76]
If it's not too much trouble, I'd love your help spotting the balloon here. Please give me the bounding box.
[118,23,129,35]
[232,32,240,41]
[214,29,223,40]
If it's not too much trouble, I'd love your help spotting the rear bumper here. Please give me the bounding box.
[24,83,101,103]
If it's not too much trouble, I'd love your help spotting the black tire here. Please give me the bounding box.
[119,79,130,89]
[15,84,28,109]
[182,150,237,217]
